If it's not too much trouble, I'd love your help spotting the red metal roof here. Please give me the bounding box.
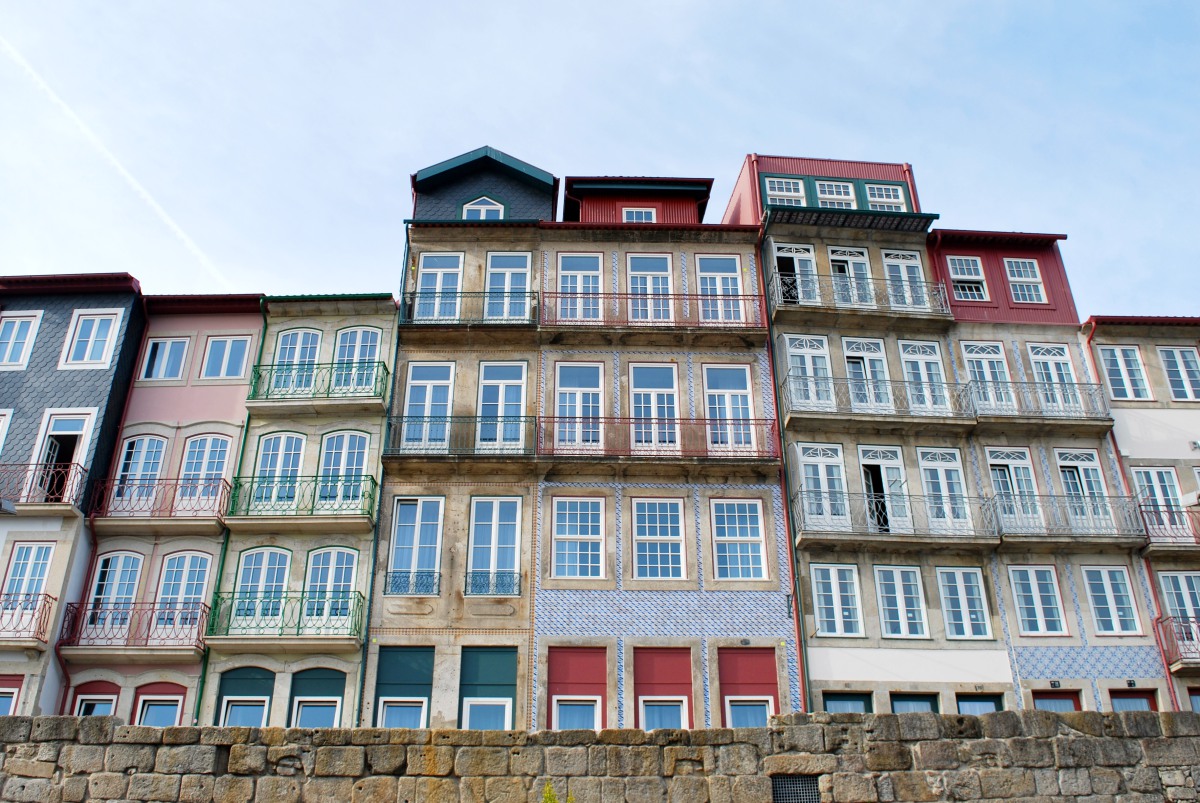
[753,155,911,183]
[0,272,141,296]
[145,294,264,315]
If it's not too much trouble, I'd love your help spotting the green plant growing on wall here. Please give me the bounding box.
[541,781,576,803]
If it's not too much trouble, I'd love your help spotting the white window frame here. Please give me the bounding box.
[865,184,907,212]
[462,196,504,220]
[220,696,270,727]
[946,256,989,302]
[483,252,532,321]
[631,497,687,580]
[376,697,428,728]
[810,563,864,637]
[1082,565,1142,636]
[625,254,675,324]
[936,567,993,640]
[723,696,774,728]
[0,409,11,456]
[200,336,252,379]
[553,361,605,451]
[28,407,97,471]
[74,694,118,716]
[638,696,689,731]
[1098,345,1152,401]
[551,496,605,579]
[0,689,18,716]
[1004,258,1047,304]
[389,497,445,592]
[622,208,656,223]
[140,338,189,381]
[551,695,603,730]
[1008,565,1068,636]
[58,308,124,370]
[1158,347,1200,401]
[476,361,528,452]
[874,565,929,639]
[462,697,513,730]
[815,180,856,209]
[0,311,43,371]
[136,695,183,727]
[291,696,342,728]
[413,253,465,321]
[710,498,767,581]
[467,497,522,595]
[764,177,806,207]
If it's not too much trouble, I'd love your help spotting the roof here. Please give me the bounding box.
[411,146,557,192]
[562,176,714,221]
[1086,315,1200,328]
[931,229,1067,247]
[767,205,938,233]
[753,154,911,183]
[145,294,263,315]
[0,272,141,296]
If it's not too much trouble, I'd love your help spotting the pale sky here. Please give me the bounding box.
[1,1,1197,317]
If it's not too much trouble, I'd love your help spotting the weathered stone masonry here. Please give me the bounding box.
[3,711,1200,802]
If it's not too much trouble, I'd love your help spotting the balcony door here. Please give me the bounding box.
[332,328,380,391]
[484,253,530,320]
[786,336,834,411]
[697,255,743,324]
[29,412,92,503]
[233,550,289,633]
[987,449,1043,533]
[1029,344,1082,414]
[631,364,679,454]
[402,364,453,450]
[82,553,142,643]
[1160,573,1200,654]
[963,343,1016,414]
[627,255,673,324]
[252,434,304,510]
[273,330,320,394]
[859,446,912,534]
[772,243,817,305]
[1056,450,1114,532]
[794,444,849,531]
[829,247,873,306]
[843,339,892,413]
[899,342,949,413]
[883,251,929,310]
[467,498,521,595]
[918,449,971,533]
[477,363,526,452]
[555,363,603,451]
[111,436,167,514]
[1,544,53,635]
[303,549,356,633]
[414,254,462,320]
[151,553,209,644]
[318,432,368,510]
[704,366,754,452]
[1133,468,1187,533]
[176,435,229,515]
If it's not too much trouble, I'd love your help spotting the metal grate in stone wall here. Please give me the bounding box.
[772,774,821,803]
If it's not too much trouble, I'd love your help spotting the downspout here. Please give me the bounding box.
[193,526,229,724]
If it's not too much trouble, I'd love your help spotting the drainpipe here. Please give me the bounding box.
[194,526,230,724]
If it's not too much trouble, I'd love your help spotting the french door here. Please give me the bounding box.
[152,553,209,642]
[631,365,679,452]
[303,549,356,631]
[830,248,872,306]
[477,363,526,451]
[918,449,972,533]
[786,336,834,410]
[1030,345,1082,414]
[252,435,304,509]
[555,364,603,450]
[176,435,229,514]
[273,331,320,394]
[795,444,849,531]
[987,449,1042,532]
[332,328,380,391]
[233,551,289,631]
[963,343,1016,413]
[859,446,911,534]
[318,433,368,508]
[844,339,892,412]
[899,342,949,412]
[402,364,453,449]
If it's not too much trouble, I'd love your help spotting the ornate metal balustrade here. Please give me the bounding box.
[384,571,441,596]
[792,491,992,538]
[228,475,378,518]
[248,361,389,401]
[399,292,539,325]
[208,592,365,639]
[982,494,1144,538]
[464,571,520,597]
[0,594,56,642]
[784,375,975,419]
[536,417,780,459]
[59,602,208,650]
[969,381,1110,419]
[1158,616,1200,667]
[0,463,88,506]
[91,477,231,519]
[385,416,537,457]
[767,273,951,316]
[1141,506,1200,546]
[540,293,767,329]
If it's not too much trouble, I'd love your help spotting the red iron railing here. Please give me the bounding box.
[536,417,779,459]
[1141,506,1200,546]
[1158,616,1200,666]
[540,293,767,329]
[0,463,88,506]
[59,602,209,651]
[91,477,231,520]
[0,594,56,642]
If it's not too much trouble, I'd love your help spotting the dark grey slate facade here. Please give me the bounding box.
[413,168,556,221]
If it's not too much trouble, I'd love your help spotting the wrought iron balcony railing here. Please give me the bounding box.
[768,273,951,316]
[59,602,208,650]
[399,292,539,325]
[0,593,56,642]
[1157,616,1200,667]
[537,417,780,459]
[228,475,378,518]
[539,293,767,329]
[784,375,975,419]
[969,381,1110,420]
[384,571,441,596]
[791,491,992,538]
[464,571,520,596]
[248,361,389,401]
[1141,506,1200,546]
[982,494,1144,538]
[0,463,88,506]
[208,592,365,639]
[385,416,537,457]
[91,477,231,519]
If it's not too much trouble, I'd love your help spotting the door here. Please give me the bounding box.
[558,254,603,322]
[152,553,209,643]
[631,365,679,453]
[963,343,1016,413]
[485,254,530,320]
[318,433,368,509]
[1057,450,1114,532]
[477,363,526,452]
[1134,468,1187,535]
[33,415,87,503]
[859,447,912,534]
[794,444,850,531]
[1160,573,1200,651]
[273,331,320,394]
[883,251,928,309]
[111,436,167,513]
[233,551,289,633]
[830,248,873,306]
[627,255,673,324]
[918,449,972,533]
[176,435,229,515]
[468,499,521,595]
[844,339,892,412]
[414,254,462,320]
[1,544,53,634]
[704,365,754,452]
[786,336,834,411]
[82,553,142,643]
[1030,345,1082,414]
[401,364,453,450]
[773,243,817,304]
[332,328,380,391]
[697,256,743,323]
[252,435,304,510]
[303,549,356,633]
[899,342,949,413]
[555,364,603,451]
[987,449,1042,533]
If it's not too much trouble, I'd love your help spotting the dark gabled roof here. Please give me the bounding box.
[145,294,264,315]
[0,272,141,296]
[411,147,556,192]
[562,176,714,221]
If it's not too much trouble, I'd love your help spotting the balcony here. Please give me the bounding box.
[1140,506,1200,555]
[539,292,767,334]
[971,381,1111,433]
[206,592,365,652]
[0,463,87,509]
[464,571,520,597]
[767,273,951,328]
[399,291,538,326]
[985,494,1145,549]
[90,478,230,535]
[384,571,441,596]
[1157,617,1200,675]
[791,491,995,549]
[536,417,780,461]
[384,416,537,459]
[58,602,207,663]
[783,376,975,433]
[0,594,56,648]
[225,475,378,533]
[246,361,390,414]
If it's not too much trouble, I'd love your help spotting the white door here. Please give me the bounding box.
[963,343,1016,413]
[151,553,209,643]
[252,435,304,510]
[32,415,88,503]
[704,365,754,452]
[859,446,912,534]
[176,435,230,515]
[830,248,873,306]
[233,551,289,633]
[332,328,380,391]
[1,544,53,635]
[899,342,949,413]
[558,254,603,322]
[318,433,368,509]
[401,364,453,449]
[414,255,462,320]
[987,449,1042,532]
[111,436,167,513]
[82,553,142,643]
[786,336,834,410]
[1030,345,1082,414]
[631,365,679,453]
[697,256,743,323]
[1133,468,1186,534]
[918,449,972,533]
[795,444,850,531]
[555,364,603,451]
[273,331,320,394]
[883,251,928,309]
[627,255,673,323]
[772,243,818,304]
[1057,450,1114,532]
[485,254,530,320]
[844,339,892,412]
[477,363,526,452]
[303,549,356,633]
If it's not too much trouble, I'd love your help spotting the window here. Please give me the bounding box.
[843,338,890,409]
[947,257,989,301]
[875,566,928,638]
[918,448,971,533]
[786,336,833,409]
[639,697,688,730]
[32,411,94,502]
[462,698,512,730]
[891,693,938,714]
[155,552,210,631]
[553,696,601,730]
[1099,346,1150,400]
[413,253,463,320]
[696,255,744,323]
[178,435,230,508]
[60,309,123,369]
[1159,347,1200,400]
[376,646,433,727]
[764,178,806,207]
[823,692,872,713]
[1132,468,1179,527]
[711,500,765,580]
[272,330,321,394]
[3,543,53,599]
[627,255,673,323]
[816,181,855,209]
[251,434,304,508]
[773,244,819,304]
[401,363,454,449]
[86,553,143,633]
[630,364,679,452]
[830,248,873,306]
[477,363,527,451]
[303,548,356,623]
[633,499,684,579]
[74,696,117,716]
[462,196,503,220]
[795,444,849,529]
[811,564,863,636]
[233,549,289,625]
[1008,566,1066,635]
[292,698,340,728]
[317,432,368,508]
[1083,566,1139,634]
[221,697,269,726]
[553,497,604,579]
[112,436,167,508]
[0,311,41,370]
[623,208,656,223]
[956,695,1002,715]
[1190,688,1200,713]
[1032,690,1080,712]
[485,253,531,320]
[333,328,381,390]
[1159,572,1200,620]
[963,343,1014,412]
[1005,258,1046,303]
[866,184,907,212]
[0,690,16,716]
[378,698,427,728]
[0,409,10,455]
[554,363,603,450]
[883,251,929,309]
[704,365,754,450]
[1056,449,1114,530]
[725,697,772,728]
[136,697,182,727]
[1109,690,1157,712]
[467,498,521,595]
[141,338,188,380]
[201,336,250,379]
[937,568,992,639]
[557,254,603,322]
[389,498,443,595]
[899,341,949,411]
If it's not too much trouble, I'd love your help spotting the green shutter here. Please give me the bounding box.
[376,646,435,704]
[215,667,275,724]
[458,646,517,723]
[288,668,347,725]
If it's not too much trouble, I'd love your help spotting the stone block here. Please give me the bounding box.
[259,728,287,746]
[406,745,454,775]
[2,777,60,803]
[314,745,366,776]
[1143,737,1200,766]
[731,727,771,754]
[312,729,352,747]
[775,725,825,753]
[949,770,983,800]
[942,715,983,740]
[432,728,481,746]
[256,776,301,802]
[1060,711,1109,736]
[530,778,568,802]
[865,741,912,771]
[155,744,225,774]
[706,776,733,803]
[301,778,354,802]
[1096,738,1143,766]
[1033,767,1060,796]
[30,717,78,742]
[128,772,182,801]
[88,772,129,800]
[1118,712,1162,738]
[545,746,588,776]
[415,777,457,803]
[717,743,759,775]
[76,716,118,744]
[649,728,690,747]
[667,775,710,803]
[913,739,958,770]
[663,746,714,776]
[567,776,603,803]
[832,772,878,802]
[180,774,215,803]
[864,714,899,742]
[162,726,201,744]
[228,744,267,774]
[6,758,57,778]
[625,776,667,803]
[105,743,157,773]
[1092,766,1126,795]
[588,745,607,775]
[979,767,1036,798]
[598,729,648,745]
[541,729,593,747]
[35,742,61,762]
[1008,736,1055,767]
[1060,767,1094,795]
[897,713,942,741]
[1055,736,1099,768]
[0,716,33,743]
[731,775,771,802]
[482,730,530,747]
[366,744,407,774]
[1125,766,1163,793]
[509,746,543,776]
[1018,710,1061,738]
[396,777,416,802]
[1163,713,1200,738]
[385,728,429,745]
[979,710,1022,739]
[212,775,255,803]
[887,771,940,802]
[763,753,837,775]
[350,728,390,745]
[454,746,509,776]
[687,728,733,746]
[200,727,255,745]
[114,725,162,744]
[483,776,526,803]
[61,777,87,803]
[609,745,661,776]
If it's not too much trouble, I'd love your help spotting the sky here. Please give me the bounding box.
[0,1,1197,317]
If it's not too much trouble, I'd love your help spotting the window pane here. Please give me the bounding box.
[138,701,180,727]
[642,702,682,730]
[823,694,870,713]
[79,699,115,716]
[295,702,338,728]
[225,702,266,726]
[556,701,598,730]
[956,696,1001,716]
[727,701,769,728]
[381,702,425,729]
[0,694,13,716]
[1033,696,1076,713]
[466,703,508,730]
[1110,695,1152,712]
[891,695,937,714]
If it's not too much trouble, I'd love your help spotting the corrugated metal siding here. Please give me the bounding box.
[578,196,700,224]
[929,239,1080,325]
[721,157,759,225]
[756,156,908,182]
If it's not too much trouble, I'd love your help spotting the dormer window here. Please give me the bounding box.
[462,197,504,220]
[866,184,907,212]
[765,178,805,207]
[816,181,855,209]
[1004,259,1046,304]
[622,208,656,223]
[947,256,989,301]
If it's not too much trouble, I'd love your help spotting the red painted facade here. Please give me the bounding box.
[546,647,608,729]
[632,647,692,729]
[716,647,779,726]
[563,177,712,224]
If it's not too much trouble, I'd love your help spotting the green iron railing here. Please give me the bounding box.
[207,592,365,639]
[248,361,390,401]
[228,475,378,518]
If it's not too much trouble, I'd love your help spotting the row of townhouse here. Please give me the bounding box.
[1,147,1198,730]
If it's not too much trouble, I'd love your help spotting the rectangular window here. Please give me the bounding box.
[1099,346,1150,400]
[459,646,517,729]
[1032,690,1080,712]
[414,253,464,320]
[764,177,805,206]
[1109,690,1157,712]
[467,498,521,595]
[557,253,603,322]
[221,698,269,726]
[60,309,123,369]
[553,697,601,729]
[947,257,989,301]
[1190,688,1200,713]
[74,696,117,716]
[0,312,41,370]
[0,689,16,716]
[724,697,772,728]
[201,336,250,378]
[717,647,778,728]
[891,693,939,713]
[704,365,755,450]
[552,497,604,579]
[640,697,687,730]
[375,646,433,728]
[711,500,765,580]
[484,253,531,320]
[401,363,454,449]
[956,694,1003,715]
[823,692,872,713]
[1159,347,1200,400]
[477,362,526,451]
[623,208,656,223]
[554,363,603,450]
[937,568,992,639]
[292,698,340,728]
[811,564,863,636]
[136,696,182,727]
[633,499,684,579]
[816,181,855,209]
[1009,566,1066,635]
[1136,468,1187,532]
[1004,258,1046,303]
[388,498,443,595]
[630,364,679,452]
[547,646,607,730]
[865,184,907,212]
[875,566,928,638]
[378,698,427,728]
[141,338,188,380]
[1083,566,1140,634]
[627,254,673,323]
[463,698,512,729]
[696,255,744,323]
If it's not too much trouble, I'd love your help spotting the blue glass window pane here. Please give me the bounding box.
[139,701,179,727]
[643,702,682,730]
[556,702,597,730]
[727,702,769,728]
[382,703,425,728]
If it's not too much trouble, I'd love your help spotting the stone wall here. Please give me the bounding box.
[2,711,1199,802]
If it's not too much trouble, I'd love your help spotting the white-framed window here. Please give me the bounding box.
[553,696,601,730]
[30,408,96,484]
[1159,572,1200,619]
[947,257,989,301]
[400,362,454,449]
[1158,347,1200,401]
[552,497,604,579]
[59,308,124,369]
[155,552,210,630]
[220,697,269,727]
[623,208,656,223]
[291,697,341,728]
[795,443,849,530]
[414,253,464,320]
[874,565,928,638]
[0,409,12,458]
[389,498,443,595]
[764,177,805,207]
[317,431,369,508]
[467,497,521,595]
[696,255,744,322]
[1134,467,1186,530]
[725,696,773,728]
[178,435,230,506]
[711,499,766,580]
[333,327,381,390]
[632,498,685,579]
[937,567,992,639]
[899,340,949,411]
[0,689,17,716]
[136,696,183,727]
[554,362,603,450]
[1008,565,1067,635]
[630,364,679,452]
[0,311,42,371]
[303,548,357,621]
[627,254,674,323]
[485,252,531,320]
[843,337,891,410]
[918,448,971,532]
[1004,258,1046,303]
[865,184,907,212]
[2,543,54,599]
[251,433,305,508]
[988,448,1042,532]
[1099,346,1150,400]
[200,336,251,379]
[816,181,855,209]
[557,253,604,322]
[112,436,167,508]
[1055,448,1113,529]
[272,329,321,393]
[704,365,755,450]
[1083,566,1140,635]
[233,548,290,623]
[74,695,117,716]
[640,696,688,730]
[377,697,428,728]
[830,247,873,306]
[1029,344,1082,413]
[882,250,929,309]
[811,564,863,636]
[477,362,527,451]
[772,243,818,303]
[87,552,143,628]
[462,697,512,730]
[462,197,503,220]
[962,342,1014,412]
[140,338,188,380]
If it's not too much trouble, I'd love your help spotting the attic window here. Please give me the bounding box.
[463,197,504,220]
[623,208,656,223]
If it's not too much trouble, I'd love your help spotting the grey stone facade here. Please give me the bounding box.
[413,169,555,221]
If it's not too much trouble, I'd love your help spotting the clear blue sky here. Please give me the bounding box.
[1,1,1197,317]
